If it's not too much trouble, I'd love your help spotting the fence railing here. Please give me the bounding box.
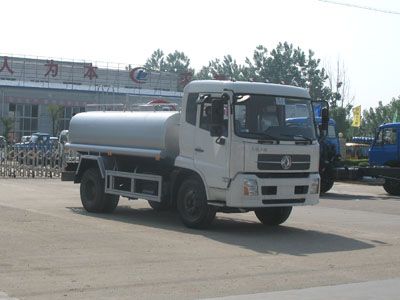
[0,144,66,178]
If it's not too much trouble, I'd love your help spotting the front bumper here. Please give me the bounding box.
[226,173,320,208]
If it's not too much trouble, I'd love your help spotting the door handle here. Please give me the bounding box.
[195,147,204,153]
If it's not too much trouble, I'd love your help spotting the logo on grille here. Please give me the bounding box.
[280,155,292,170]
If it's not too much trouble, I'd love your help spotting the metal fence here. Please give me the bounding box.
[0,144,63,178]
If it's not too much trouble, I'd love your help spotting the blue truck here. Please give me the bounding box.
[14,132,53,152]
[287,117,340,194]
[361,123,400,195]
[334,122,400,196]
[13,132,57,165]
[369,123,400,167]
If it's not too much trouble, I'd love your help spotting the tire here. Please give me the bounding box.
[80,168,119,213]
[320,175,334,195]
[177,176,216,229]
[148,200,170,211]
[254,206,292,226]
[147,179,171,211]
[383,179,400,196]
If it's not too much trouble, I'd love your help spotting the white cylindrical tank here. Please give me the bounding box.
[67,111,180,159]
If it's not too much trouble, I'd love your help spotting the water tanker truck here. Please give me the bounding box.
[64,80,326,228]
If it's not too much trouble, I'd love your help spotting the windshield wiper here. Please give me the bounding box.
[280,134,313,143]
[257,133,280,144]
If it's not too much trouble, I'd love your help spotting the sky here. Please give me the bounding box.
[1,0,400,110]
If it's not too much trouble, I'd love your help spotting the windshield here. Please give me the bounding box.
[30,135,38,143]
[234,94,316,141]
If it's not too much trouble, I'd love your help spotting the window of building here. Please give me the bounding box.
[9,103,39,140]
[59,106,85,131]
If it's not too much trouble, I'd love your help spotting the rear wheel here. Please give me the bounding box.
[80,168,119,213]
[177,176,216,229]
[383,179,400,196]
[254,206,292,226]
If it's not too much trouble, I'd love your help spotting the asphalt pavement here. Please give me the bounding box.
[0,179,399,299]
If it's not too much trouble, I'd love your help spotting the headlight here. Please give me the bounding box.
[243,178,258,196]
[310,178,320,194]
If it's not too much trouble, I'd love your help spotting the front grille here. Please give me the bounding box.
[254,172,310,179]
[262,199,305,204]
[257,154,310,170]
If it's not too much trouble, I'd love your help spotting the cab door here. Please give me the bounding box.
[370,127,398,166]
[194,96,230,189]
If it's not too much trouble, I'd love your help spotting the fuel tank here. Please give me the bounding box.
[67,111,180,159]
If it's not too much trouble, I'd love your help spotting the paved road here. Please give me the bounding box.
[0,180,399,299]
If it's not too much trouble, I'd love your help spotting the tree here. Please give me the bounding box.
[326,59,353,108]
[144,49,166,72]
[1,116,14,141]
[245,44,306,86]
[145,49,194,91]
[325,59,354,137]
[147,43,339,105]
[361,96,400,136]
[331,106,352,137]
[244,42,332,102]
[196,42,332,102]
[195,55,245,80]
[48,104,64,136]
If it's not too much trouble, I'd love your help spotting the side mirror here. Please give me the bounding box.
[321,107,329,131]
[210,100,224,126]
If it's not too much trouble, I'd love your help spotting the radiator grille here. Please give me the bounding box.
[257,154,310,170]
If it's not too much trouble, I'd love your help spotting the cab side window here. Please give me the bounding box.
[383,128,397,145]
[185,93,199,126]
[376,130,383,144]
[377,128,398,145]
[199,101,229,136]
[199,103,212,131]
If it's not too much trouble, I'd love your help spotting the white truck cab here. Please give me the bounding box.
[176,81,320,208]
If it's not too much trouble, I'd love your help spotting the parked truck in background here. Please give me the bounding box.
[286,117,340,194]
[14,132,54,153]
[64,80,326,228]
[364,122,400,195]
[332,122,400,196]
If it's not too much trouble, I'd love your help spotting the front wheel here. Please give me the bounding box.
[320,175,334,195]
[254,206,292,226]
[80,168,119,213]
[177,176,216,229]
[383,179,400,196]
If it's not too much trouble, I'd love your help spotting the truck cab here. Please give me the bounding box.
[369,123,400,167]
[177,81,320,211]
